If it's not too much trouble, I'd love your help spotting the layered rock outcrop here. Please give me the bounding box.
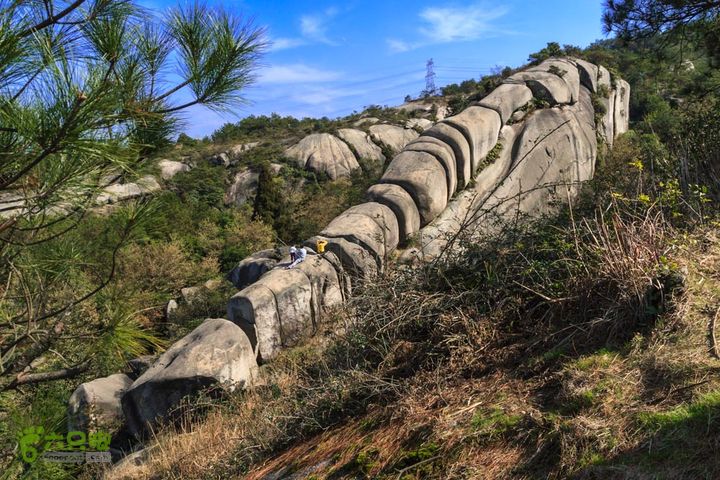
[226,57,630,361]
[368,124,419,153]
[75,57,632,441]
[337,128,386,165]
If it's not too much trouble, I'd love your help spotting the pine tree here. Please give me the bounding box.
[0,0,266,390]
[252,161,285,228]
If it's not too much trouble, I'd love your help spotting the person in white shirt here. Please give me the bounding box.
[286,246,307,269]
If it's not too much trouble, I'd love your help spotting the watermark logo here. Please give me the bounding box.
[18,427,111,464]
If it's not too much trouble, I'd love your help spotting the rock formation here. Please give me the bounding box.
[337,128,386,164]
[285,133,360,180]
[157,159,190,180]
[226,57,629,367]
[121,318,257,436]
[368,124,419,153]
[68,373,133,431]
[95,175,161,204]
[74,57,632,442]
[225,168,259,206]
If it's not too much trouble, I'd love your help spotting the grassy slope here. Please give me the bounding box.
[102,136,720,479]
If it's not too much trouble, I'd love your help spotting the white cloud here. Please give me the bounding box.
[258,64,343,84]
[268,37,307,51]
[387,39,411,53]
[265,7,341,52]
[387,2,510,53]
[299,7,339,45]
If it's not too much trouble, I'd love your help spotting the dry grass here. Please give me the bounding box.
[99,202,720,480]
[104,411,246,480]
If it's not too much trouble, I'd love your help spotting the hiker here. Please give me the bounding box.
[289,246,297,263]
[286,246,307,269]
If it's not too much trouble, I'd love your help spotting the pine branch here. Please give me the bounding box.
[5,360,90,390]
[18,0,87,38]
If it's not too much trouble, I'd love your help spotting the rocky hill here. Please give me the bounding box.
[66,56,636,477]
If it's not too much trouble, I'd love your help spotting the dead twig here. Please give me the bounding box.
[709,306,720,359]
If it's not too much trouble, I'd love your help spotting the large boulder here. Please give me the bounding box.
[368,124,419,153]
[68,373,133,431]
[404,137,458,200]
[353,117,379,127]
[208,152,231,167]
[97,183,143,204]
[380,151,448,227]
[157,159,190,180]
[122,319,257,436]
[478,83,533,125]
[229,259,338,363]
[224,168,259,206]
[226,249,285,290]
[366,183,421,241]
[228,249,345,363]
[96,175,161,204]
[294,253,345,322]
[597,65,614,147]
[483,104,595,220]
[597,65,611,91]
[399,124,520,263]
[228,283,282,362]
[574,58,599,93]
[405,118,434,131]
[320,202,400,267]
[443,106,502,173]
[601,89,615,148]
[337,128,385,164]
[614,78,630,136]
[397,102,433,113]
[506,70,572,105]
[228,142,259,158]
[304,235,377,280]
[254,268,314,350]
[422,122,472,188]
[285,133,360,180]
[527,58,580,103]
[570,86,599,183]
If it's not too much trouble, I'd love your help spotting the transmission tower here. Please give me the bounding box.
[424,58,436,97]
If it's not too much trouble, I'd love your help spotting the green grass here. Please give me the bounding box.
[637,390,720,432]
[571,348,617,371]
[471,406,522,437]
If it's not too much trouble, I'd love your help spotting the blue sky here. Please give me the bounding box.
[141,1,607,138]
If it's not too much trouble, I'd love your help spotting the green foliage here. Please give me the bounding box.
[548,64,567,77]
[528,41,563,64]
[170,162,226,211]
[484,142,503,165]
[572,349,617,371]
[471,406,522,438]
[395,442,440,469]
[442,73,504,116]
[252,162,290,234]
[176,133,199,147]
[0,4,267,455]
[210,113,337,144]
